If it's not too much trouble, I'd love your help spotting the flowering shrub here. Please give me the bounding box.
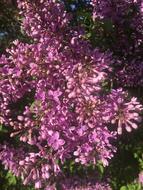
[0,0,143,189]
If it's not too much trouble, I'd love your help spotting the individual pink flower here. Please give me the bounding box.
[139,171,143,185]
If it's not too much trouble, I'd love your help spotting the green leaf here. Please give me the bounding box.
[0,125,3,131]
[120,186,128,190]
[6,172,17,186]
[0,125,8,133]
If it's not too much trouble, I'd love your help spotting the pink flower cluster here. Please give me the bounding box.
[59,177,112,190]
[0,0,142,189]
[91,0,143,87]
